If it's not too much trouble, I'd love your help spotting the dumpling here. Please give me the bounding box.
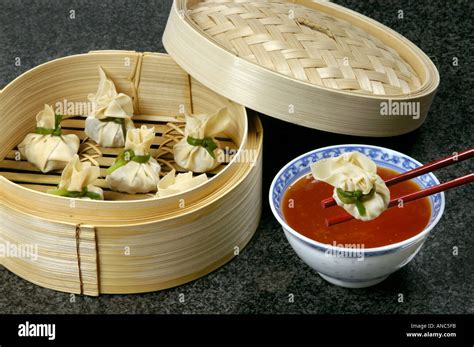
[18,104,80,173]
[157,169,208,197]
[47,154,103,200]
[85,66,135,148]
[311,152,390,221]
[173,107,230,173]
[106,125,161,194]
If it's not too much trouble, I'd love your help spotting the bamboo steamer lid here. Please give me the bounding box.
[163,0,439,136]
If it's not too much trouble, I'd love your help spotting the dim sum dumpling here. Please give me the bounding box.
[48,154,103,200]
[156,169,208,197]
[106,125,161,194]
[85,66,135,147]
[18,104,80,173]
[173,107,230,173]
[311,152,390,221]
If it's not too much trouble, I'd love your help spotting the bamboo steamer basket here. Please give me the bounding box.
[163,0,440,136]
[0,51,263,295]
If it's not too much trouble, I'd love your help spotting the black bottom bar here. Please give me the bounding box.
[0,314,472,345]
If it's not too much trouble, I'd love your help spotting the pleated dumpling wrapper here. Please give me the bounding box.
[18,104,80,173]
[311,152,390,221]
[106,125,161,194]
[174,107,231,173]
[85,66,135,148]
[157,169,208,197]
[47,154,104,200]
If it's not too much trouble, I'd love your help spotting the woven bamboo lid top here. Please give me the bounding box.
[188,0,421,96]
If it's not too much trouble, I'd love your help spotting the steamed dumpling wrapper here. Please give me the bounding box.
[311,152,390,221]
[157,169,208,197]
[85,66,135,147]
[47,154,104,200]
[173,107,230,173]
[18,104,80,173]
[106,125,161,194]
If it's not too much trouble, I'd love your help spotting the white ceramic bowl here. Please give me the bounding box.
[269,145,445,288]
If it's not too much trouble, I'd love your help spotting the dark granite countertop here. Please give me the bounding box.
[0,0,472,314]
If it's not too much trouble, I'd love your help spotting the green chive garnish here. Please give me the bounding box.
[131,154,151,164]
[101,117,125,125]
[187,136,218,159]
[106,149,151,174]
[35,114,63,136]
[336,187,375,216]
[354,200,366,216]
[47,187,102,200]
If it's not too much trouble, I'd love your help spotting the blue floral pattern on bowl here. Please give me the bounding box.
[272,145,443,226]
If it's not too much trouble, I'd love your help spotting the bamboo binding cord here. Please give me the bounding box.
[0,51,261,295]
[163,0,439,136]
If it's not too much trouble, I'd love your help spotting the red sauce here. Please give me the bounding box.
[282,167,431,248]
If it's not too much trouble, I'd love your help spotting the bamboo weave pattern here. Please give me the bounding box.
[188,0,421,95]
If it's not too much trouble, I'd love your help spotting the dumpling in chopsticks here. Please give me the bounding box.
[106,125,161,194]
[156,169,208,197]
[173,107,230,173]
[18,104,80,173]
[85,66,135,148]
[47,154,103,200]
[311,152,390,221]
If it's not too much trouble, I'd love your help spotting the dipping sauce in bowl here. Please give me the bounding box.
[270,145,445,288]
[282,167,431,248]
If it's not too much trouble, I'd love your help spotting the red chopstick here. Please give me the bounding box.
[325,173,474,227]
[321,148,474,209]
